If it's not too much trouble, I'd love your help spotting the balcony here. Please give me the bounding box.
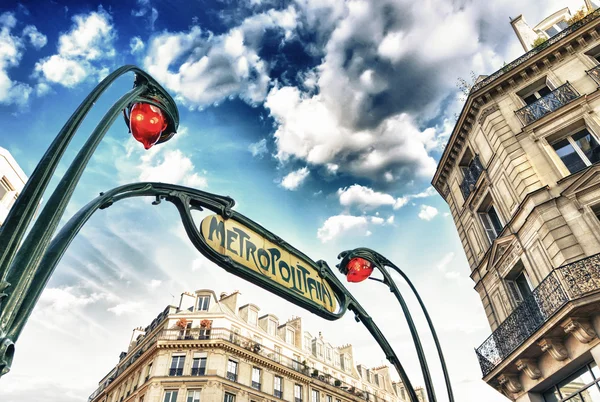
[515,82,579,126]
[252,381,261,391]
[476,254,600,377]
[169,368,183,376]
[157,327,379,401]
[459,155,485,200]
[191,367,205,376]
[226,371,237,382]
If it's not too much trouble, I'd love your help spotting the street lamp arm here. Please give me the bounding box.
[315,259,421,402]
[0,66,178,281]
[1,85,148,335]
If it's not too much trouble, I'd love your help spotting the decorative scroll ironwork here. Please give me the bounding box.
[514,83,580,126]
[471,8,600,94]
[587,65,600,86]
[476,254,600,377]
[459,155,485,200]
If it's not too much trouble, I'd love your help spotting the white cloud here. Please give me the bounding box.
[317,214,368,243]
[143,6,297,108]
[138,149,208,189]
[0,12,32,106]
[34,8,115,88]
[280,166,310,190]
[148,279,162,289]
[129,36,145,54]
[22,25,47,49]
[337,184,436,211]
[418,205,439,221]
[107,301,143,316]
[132,0,158,30]
[249,138,268,158]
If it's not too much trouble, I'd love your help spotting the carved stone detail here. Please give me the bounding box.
[498,374,523,393]
[566,44,575,55]
[516,358,542,380]
[562,317,597,343]
[577,37,587,47]
[591,30,600,41]
[478,104,500,125]
[538,338,568,361]
[554,51,563,61]
[531,65,540,75]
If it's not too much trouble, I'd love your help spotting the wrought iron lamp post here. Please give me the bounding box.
[0,65,179,376]
[337,247,455,402]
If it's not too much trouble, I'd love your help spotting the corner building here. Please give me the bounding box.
[87,290,425,402]
[433,3,600,401]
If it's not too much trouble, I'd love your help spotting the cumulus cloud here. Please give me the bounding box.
[337,184,437,211]
[107,301,143,316]
[418,205,439,221]
[138,149,208,188]
[143,6,297,109]
[22,25,47,49]
[317,213,393,242]
[280,166,310,190]
[34,8,115,88]
[148,279,162,290]
[0,12,32,105]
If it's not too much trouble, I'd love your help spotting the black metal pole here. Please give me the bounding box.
[386,264,455,402]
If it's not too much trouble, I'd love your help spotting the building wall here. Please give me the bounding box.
[0,147,27,226]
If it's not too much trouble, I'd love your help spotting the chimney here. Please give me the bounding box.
[219,290,240,312]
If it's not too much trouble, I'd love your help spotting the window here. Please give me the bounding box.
[286,328,295,345]
[521,83,553,105]
[294,384,303,402]
[326,396,332,402]
[542,361,600,401]
[543,19,569,38]
[187,390,201,402]
[478,203,503,243]
[191,355,207,376]
[252,367,261,391]
[274,375,283,398]
[311,390,320,402]
[333,352,340,368]
[552,128,600,174]
[197,295,210,311]
[248,309,258,326]
[325,346,332,361]
[506,268,533,305]
[375,374,380,386]
[343,356,351,372]
[169,355,185,376]
[230,326,241,344]
[268,319,277,335]
[304,335,312,351]
[163,391,178,402]
[293,354,301,371]
[224,393,236,402]
[145,362,153,381]
[227,359,238,382]
[0,177,13,203]
[274,345,282,363]
[592,204,600,222]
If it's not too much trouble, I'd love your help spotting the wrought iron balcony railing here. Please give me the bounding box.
[459,155,485,200]
[191,367,205,376]
[515,82,579,126]
[587,65,600,86]
[476,254,600,377]
[226,371,237,382]
[252,381,261,391]
[169,368,183,376]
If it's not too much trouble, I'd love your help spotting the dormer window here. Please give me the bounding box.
[248,309,258,326]
[268,319,277,335]
[285,328,295,345]
[197,295,210,311]
[543,19,568,37]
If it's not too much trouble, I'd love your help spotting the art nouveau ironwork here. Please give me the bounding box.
[515,83,580,126]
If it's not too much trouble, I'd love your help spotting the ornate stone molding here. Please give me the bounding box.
[516,358,542,380]
[562,317,597,344]
[498,373,523,393]
[478,104,500,125]
[538,338,568,361]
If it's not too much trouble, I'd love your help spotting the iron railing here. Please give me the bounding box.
[459,155,485,200]
[515,82,579,126]
[587,65,600,86]
[157,327,380,401]
[476,254,600,376]
[471,8,600,94]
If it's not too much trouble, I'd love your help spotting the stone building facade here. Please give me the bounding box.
[432,2,600,401]
[88,289,423,402]
[0,147,27,226]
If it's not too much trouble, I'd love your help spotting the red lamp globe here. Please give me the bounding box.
[129,102,168,150]
[345,257,374,283]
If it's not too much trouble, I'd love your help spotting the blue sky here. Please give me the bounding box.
[0,0,591,401]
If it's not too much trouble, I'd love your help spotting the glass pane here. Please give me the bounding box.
[559,366,595,397]
[553,139,587,173]
[546,26,559,37]
[573,130,600,165]
[591,362,600,379]
[538,86,552,97]
[582,385,600,402]
[524,93,539,105]
[487,206,503,235]
[557,20,569,30]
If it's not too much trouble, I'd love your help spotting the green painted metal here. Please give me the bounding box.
[0,65,423,402]
[338,247,455,402]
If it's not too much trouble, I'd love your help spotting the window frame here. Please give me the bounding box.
[224,393,236,402]
[169,354,185,376]
[197,295,210,311]
[227,359,238,382]
[550,127,600,175]
[252,367,261,391]
[186,390,201,402]
[274,375,283,398]
[163,390,178,402]
[478,203,503,244]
